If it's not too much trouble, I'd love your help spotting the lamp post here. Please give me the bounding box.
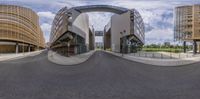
[67,42,70,57]
[120,32,123,57]
[66,33,73,57]
[124,30,126,54]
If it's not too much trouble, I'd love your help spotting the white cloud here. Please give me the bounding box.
[145,28,174,44]
[5,0,200,44]
[87,12,113,31]
[40,23,51,42]
[37,11,55,20]
[110,0,173,10]
[37,12,55,42]
[95,36,103,43]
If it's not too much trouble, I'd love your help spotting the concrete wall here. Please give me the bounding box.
[111,11,130,52]
[89,28,95,50]
[104,28,111,50]
[104,21,111,50]
[72,13,89,50]
[104,21,111,32]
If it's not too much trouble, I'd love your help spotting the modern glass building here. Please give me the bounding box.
[50,7,95,56]
[50,5,145,56]
[174,5,200,54]
[0,5,45,53]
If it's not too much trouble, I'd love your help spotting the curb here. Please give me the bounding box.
[0,50,44,62]
[48,50,96,65]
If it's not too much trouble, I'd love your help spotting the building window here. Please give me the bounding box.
[188,25,192,28]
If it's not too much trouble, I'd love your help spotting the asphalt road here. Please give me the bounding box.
[0,51,200,99]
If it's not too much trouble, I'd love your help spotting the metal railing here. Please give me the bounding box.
[130,51,196,59]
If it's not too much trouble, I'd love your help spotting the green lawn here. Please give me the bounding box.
[142,48,183,53]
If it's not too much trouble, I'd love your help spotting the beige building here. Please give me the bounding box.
[0,5,45,53]
[175,5,200,54]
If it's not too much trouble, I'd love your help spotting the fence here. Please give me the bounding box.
[129,51,197,59]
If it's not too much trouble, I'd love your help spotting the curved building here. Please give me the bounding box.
[0,5,45,53]
[50,5,144,56]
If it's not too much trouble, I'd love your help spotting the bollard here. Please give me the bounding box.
[161,53,163,59]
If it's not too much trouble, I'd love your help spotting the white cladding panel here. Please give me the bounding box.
[111,11,130,52]
[72,13,89,41]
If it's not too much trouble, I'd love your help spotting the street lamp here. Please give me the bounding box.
[67,42,70,57]
[120,32,123,56]
[66,33,73,57]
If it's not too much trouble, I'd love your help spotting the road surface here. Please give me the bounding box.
[0,51,200,99]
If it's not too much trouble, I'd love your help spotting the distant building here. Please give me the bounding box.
[0,5,45,53]
[174,5,200,54]
[95,31,104,49]
[164,42,170,47]
[95,31,104,36]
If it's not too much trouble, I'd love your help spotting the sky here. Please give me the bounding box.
[1,0,200,45]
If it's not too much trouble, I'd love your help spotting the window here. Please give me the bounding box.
[188,20,192,22]
[188,25,192,28]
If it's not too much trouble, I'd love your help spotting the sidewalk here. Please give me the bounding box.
[0,50,44,61]
[105,51,200,66]
[48,50,95,65]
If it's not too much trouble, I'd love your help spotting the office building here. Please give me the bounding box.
[174,5,200,54]
[0,5,45,53]
[50,5,145,56]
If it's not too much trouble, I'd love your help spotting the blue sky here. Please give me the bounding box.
[1,0,200,44]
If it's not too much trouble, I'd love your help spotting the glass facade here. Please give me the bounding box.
[50,7,88,55]
[131,9,145,44]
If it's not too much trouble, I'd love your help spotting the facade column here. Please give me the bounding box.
[28,45,31,52]
[183,41,186,53]
[193,40,197,54]
[15,42,19,53]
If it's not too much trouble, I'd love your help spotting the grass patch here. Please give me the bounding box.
[142,48,183,53]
